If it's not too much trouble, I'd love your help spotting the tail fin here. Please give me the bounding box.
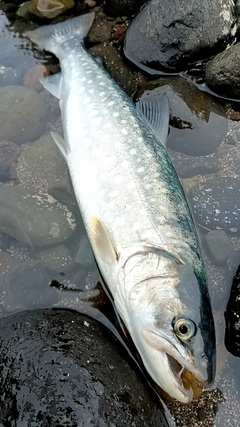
[26,12,95,55]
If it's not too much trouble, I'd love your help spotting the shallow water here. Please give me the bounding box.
[0,7,240,427]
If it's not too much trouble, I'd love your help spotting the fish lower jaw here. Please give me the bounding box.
[164,353,194,403]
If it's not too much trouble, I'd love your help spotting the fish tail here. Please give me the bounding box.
[26,12,95,55]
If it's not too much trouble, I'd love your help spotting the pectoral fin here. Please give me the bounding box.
[136,94,169,147]
[40,72,62,99]
[90,216,118,264]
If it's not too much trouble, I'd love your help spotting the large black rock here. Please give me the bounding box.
[124,0,237,73]
[0,309,169,426]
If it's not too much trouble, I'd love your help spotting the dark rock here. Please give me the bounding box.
[36,244,76,272]
[225,265,240,357]
[0,86,47,145]
[89,44,137,96]
[205,43,240,99]
[0,185,76,247]
[124,0,236,74]
[0,309,169,426]
[202,230,236,266]
[0,141,20,181]
[189,178,240,235]
[87,15,113,44]
[136,77,227,156]
[0,65,22,86]
[169,150,218,178]
[1,2,18,13]
[104,0,146,17]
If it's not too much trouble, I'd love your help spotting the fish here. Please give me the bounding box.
[225,264,240,357]
[27,13,216,403]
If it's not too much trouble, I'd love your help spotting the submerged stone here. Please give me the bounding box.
[0,309,170,426]
[203,230,236,266]
[189,178,240,235]
[124,0,237,73]
[29,0,74,19]
[104,0,146,17]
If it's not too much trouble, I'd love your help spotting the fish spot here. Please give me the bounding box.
[104,122,112,129]
[130,149,136,155]
[145,184,151,190]
[121,119,127,124]
[113,112,120,118]
[92,117,102,126]
[108,101,115,107]
[78,87,85,94]
[89,89,94,94]
[138,137,144,143]
[137,166,145,173]
[99,91,106,96]
[99,81,106,86]
[121,129,128,135]
[136,158,141,163]
[115,216,126,226]
[115,175,124,184]
[81,77,87,82]
[133,222,141,231]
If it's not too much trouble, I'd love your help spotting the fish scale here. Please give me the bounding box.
[27,12,216,404]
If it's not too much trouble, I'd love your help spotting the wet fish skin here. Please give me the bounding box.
[27,13,216,403]
[225,265,240,357]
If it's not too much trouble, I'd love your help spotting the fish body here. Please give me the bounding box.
[27,13,216,403]
[225,265,240,357]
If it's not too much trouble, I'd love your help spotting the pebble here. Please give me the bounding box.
[0,184,76,247]
[24,64,49,92]
[0,141,20,181]
[205,42,240,99]
[0,86,47,145]
[0,309,170,426]
[202,230,236,266]
[189,177,240,235]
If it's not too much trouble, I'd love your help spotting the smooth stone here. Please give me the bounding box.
[0,309,170,426]
[0,141,20,181]
[16,133,70,193]
[136,77,227,156]
[40,89,60,123]
[205,43,240,99]
[4,260,58,311]
[124,0,236,74]
[89,44,137,96]
[36,244,75,272]
[203,230,236,266]
[0,185,76,247]
[104,0,146,17]
[0,86,47,145]
[189,178,240,235]
[169,150,218,178]
[24,64,49,92]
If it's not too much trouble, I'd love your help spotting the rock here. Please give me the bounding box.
[205,43,240,99]
[136,77,227,156]
[202,230,236,266]
[0,249,18,284]
[189,178,240,235]
[0,233,12,251]
[24,64,50,92]
[16,0,33,19]
[169,150,218,178]
[40,89,60,123]
[0,309,170,426]
[75,235,94,266]
[4,260,59,311]
[87,15,113,44]
[16,133,70,192]
[104,0,146,17]
[0,141,20,181]
[29,0,74,18]
[0,65,22,86]
[0,86,47,145]
[36,244,75,272]
[124,0,237,74]
[0,185,76,247]
[89,44,137,96]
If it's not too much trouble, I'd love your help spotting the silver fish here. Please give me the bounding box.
[27,13,216,403]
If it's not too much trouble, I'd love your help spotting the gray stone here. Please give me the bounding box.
[136,77,227,156]
[203,230,236,266]
[89,44,137,96]
[0,86,47,145]
[0,141,20,181]
[36,244,75,272]
[189,178,240,235]
[205,43,240,99]
[169,150,218,178]
[87,14,113,44]
[0,309,170,426]
[0,66,22,86]
[0,184,76,247]
[124,0,236,73]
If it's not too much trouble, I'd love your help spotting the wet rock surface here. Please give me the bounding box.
[205,43,240,99]
[202,230,236,266]
[0,309,169,427]
[36,244,75,272]
[0,86,47,144]
[124,0,237,74]
[169,150,218,178]
[0,65,22,86]
[136,77,227,156]
[0,141,20,181]
[0,185,76,247]
[189,178,240,235]
[104,0,146,17]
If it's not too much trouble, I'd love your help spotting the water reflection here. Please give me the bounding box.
[0,9,240,427]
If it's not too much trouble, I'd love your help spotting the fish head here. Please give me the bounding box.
[118,246,216,403]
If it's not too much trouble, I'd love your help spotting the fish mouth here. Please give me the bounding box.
[142,329,205,403]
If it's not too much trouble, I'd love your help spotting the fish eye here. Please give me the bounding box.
[172,318,196,341]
